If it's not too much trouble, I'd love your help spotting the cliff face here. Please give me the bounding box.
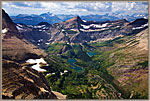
[2,59,57,99]
[2,9,57,99]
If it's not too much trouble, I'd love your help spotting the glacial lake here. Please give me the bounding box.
[67,59,82,72]
[87,52,96,57]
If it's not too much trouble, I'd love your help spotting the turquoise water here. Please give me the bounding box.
[87,52,96,57]
[67,58,77,65]
[67,59,82,72]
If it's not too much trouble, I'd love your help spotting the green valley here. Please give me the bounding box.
[42,28,148,99]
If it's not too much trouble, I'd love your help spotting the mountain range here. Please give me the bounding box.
[14,15,148,49]
[10,12,148,25]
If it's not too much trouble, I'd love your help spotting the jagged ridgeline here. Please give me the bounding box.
[2,9,148,99]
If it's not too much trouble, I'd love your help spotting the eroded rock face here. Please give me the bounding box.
[2,9,46,61]
[2,9,57,99]
[48,16,148,43]
[2,59,57,99]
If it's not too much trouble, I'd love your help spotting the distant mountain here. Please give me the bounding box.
[10,12,148,25]
[39,12,62,24]
[10,12,61,25]
[57,14,78,21]
[11,14,46,25]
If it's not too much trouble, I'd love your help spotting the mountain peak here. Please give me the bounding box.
[74,15,80,18]
[63,15,82,23]
[73,15,81,20]
[40,12,55,17]
[2,9,20,38]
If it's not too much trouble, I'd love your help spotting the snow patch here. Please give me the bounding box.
[17,24,23,27]
[132,23,148,30]
[46,70,68,76]
[45,43,50,45]
[26,58,47,72]
[42,16,46,19]
[80,27,108,32]
[82,20,87,22]
[60,70,68,75]
[70,29,76,31]
[42,27,48,29]
[38,39,43,42]
[34,25,45,28]
[16,26,24,31]
[81,23,108,29]
[2,28,8,33]
[28,25,33,27]
[51,14,55,16]
[46,73,55,76]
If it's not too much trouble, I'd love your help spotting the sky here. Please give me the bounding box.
[2,1,148,16]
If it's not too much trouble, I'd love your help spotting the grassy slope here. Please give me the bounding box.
[90,28,148,98]
[44,28,148,99]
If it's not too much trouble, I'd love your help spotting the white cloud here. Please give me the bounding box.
[2,1,148,16]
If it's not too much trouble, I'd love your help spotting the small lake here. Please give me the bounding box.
[67,59,82,72]
[87,52,96,57]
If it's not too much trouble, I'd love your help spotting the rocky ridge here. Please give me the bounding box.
[2,9,60,99]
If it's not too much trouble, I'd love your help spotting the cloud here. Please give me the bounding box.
[2,1,148,16]
[74,2,112,12]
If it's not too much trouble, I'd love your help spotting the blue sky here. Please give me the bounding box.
[2,1,148,16]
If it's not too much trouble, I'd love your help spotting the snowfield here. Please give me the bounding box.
[26,58,48,72]
[2,28,8,33]
[16,26,24,31]
[81,23,108,29]
[46,70,68,76]
[132,23,148,30]
[16,24,24,31]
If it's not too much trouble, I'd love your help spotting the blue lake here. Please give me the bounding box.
[67,59,82,72]
[87,52,96,57]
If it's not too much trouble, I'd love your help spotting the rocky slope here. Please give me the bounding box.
[2,9,59,99]
[48,16,148,43]
[107,28,148,98]
[15,22,51,49]
[89,28,148,98]
[2,59,57,99]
